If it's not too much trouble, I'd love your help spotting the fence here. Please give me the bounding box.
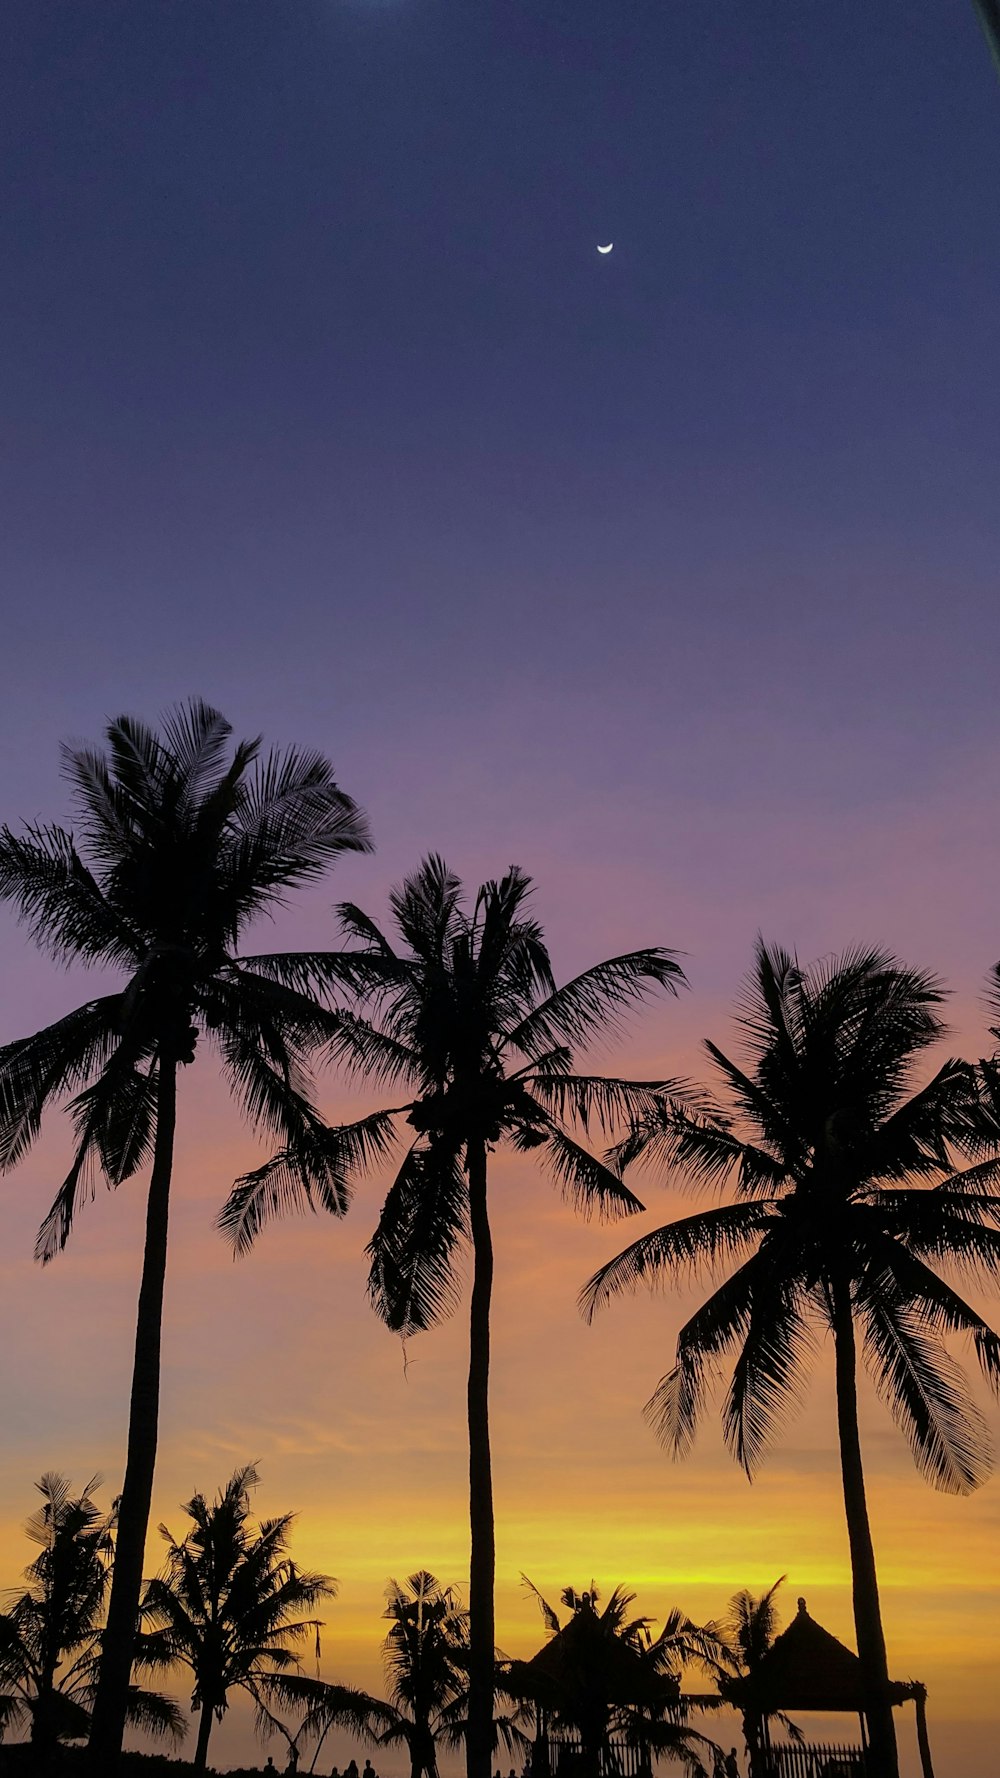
[770,1744,867,1778]
[547,1737,651,1778]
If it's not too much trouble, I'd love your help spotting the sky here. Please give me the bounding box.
[1,0,999,1772]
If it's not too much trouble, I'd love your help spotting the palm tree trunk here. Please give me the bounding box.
[830,1278,898,1778]
[466,1135,495,1778]
[193,1697,215,1770]
[88,1055,178,1771]
[912,1683,935,1778]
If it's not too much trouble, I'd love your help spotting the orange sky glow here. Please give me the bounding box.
[2,807,999,1778]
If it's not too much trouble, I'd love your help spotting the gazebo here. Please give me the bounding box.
[731,1598,934,1778]
[506,1599,680,1778]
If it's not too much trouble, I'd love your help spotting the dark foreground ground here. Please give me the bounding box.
[0,1751,274,1777]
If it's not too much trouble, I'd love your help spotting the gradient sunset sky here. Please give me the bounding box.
[1,3,999,1774]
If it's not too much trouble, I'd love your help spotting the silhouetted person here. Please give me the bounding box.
[345,1760,359,1778]
[724,1753,740,1778]
[362,1760,376,1778]
[264,1762,276,1775]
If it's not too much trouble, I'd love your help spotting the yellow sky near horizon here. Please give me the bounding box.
[1,1068,998,1777]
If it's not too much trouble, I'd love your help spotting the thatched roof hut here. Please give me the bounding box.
[736,1597,910,1716]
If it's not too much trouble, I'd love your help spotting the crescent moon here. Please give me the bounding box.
[597,242,614,254]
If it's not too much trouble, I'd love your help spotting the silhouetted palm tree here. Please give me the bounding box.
[303,1570,499,1778]
[506,1581,723,1778]
[582,942,1000,1778]
[716,1578,799,1771]
[0,701,370,1765]
[0,1473,183,1769]
[220,857,684,1778]
[138,1464,336,1770]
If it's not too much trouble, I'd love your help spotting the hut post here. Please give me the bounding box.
[911,1683,935,1778]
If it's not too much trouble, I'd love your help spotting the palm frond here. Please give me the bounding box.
[124,1684,187,1743]
[0,996,130,1171]
[580,1202,776,1321]
[530,1123,645,1222]
[524,1074,682,1137]
[723,1279,816,1477]
[367,1141,468,1333]
[0,824,142,967]
[644,1255,767,1457]
[387,855,464,966]
[506,949,685,1059]
[861,1296,991,1493]
[218,1109,399,1255]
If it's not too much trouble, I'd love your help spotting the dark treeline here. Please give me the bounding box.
[1,703,999,1778]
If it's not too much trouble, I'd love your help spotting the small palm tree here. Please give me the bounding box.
[137,1464,336,1770]
[304,1571,486,1778]
[716,1578,799,1771]
[0,1473,183,1767]
[582,942,1000,1778]
[0,701,370,1763]
[506,1581,723,1778]
[220,856,684,1778]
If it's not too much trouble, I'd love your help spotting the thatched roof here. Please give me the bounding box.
[735,1598,910,1713]
[506,1604,671,1711]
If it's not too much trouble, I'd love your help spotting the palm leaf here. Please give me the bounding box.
[219,1108,399,1255]
[531,1123,645,1221]
[0,995,126,1170]
[861,1296,991,1493]
[506,949,685,1058]
[580,1202,776,1322]
[644,1255,766,1457]
[367,1140,468,1333]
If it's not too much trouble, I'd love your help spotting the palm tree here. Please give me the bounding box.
[220,856,685,1778]
[716,1578,799,1773]
[0,1473,183,1768]
[0,700,371,1766]
[137,1464,337,1770]
[582,942,1000,1778]
[375,1572,473,1778]
[505,1581,724,1778]
[303,1570,491,1778]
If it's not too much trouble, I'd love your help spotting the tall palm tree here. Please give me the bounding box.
[0,1473,183,1768]
[137,1464,336,1770]
[0,701,371,1765]
[582,942,1000,1778]
[506,1581,724,1778]
[220,856,684,1778]
[716,1578,799,1772]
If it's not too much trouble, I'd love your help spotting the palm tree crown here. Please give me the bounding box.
[138,1464,336,1771]
[583,941,1000,1486]
[0,700,371,1258]
[219,856,684,1778]
[221,854,683,1326]
[0,1473,182,1754]
[716,1577,799,1768]
[583,941,1000,1777]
